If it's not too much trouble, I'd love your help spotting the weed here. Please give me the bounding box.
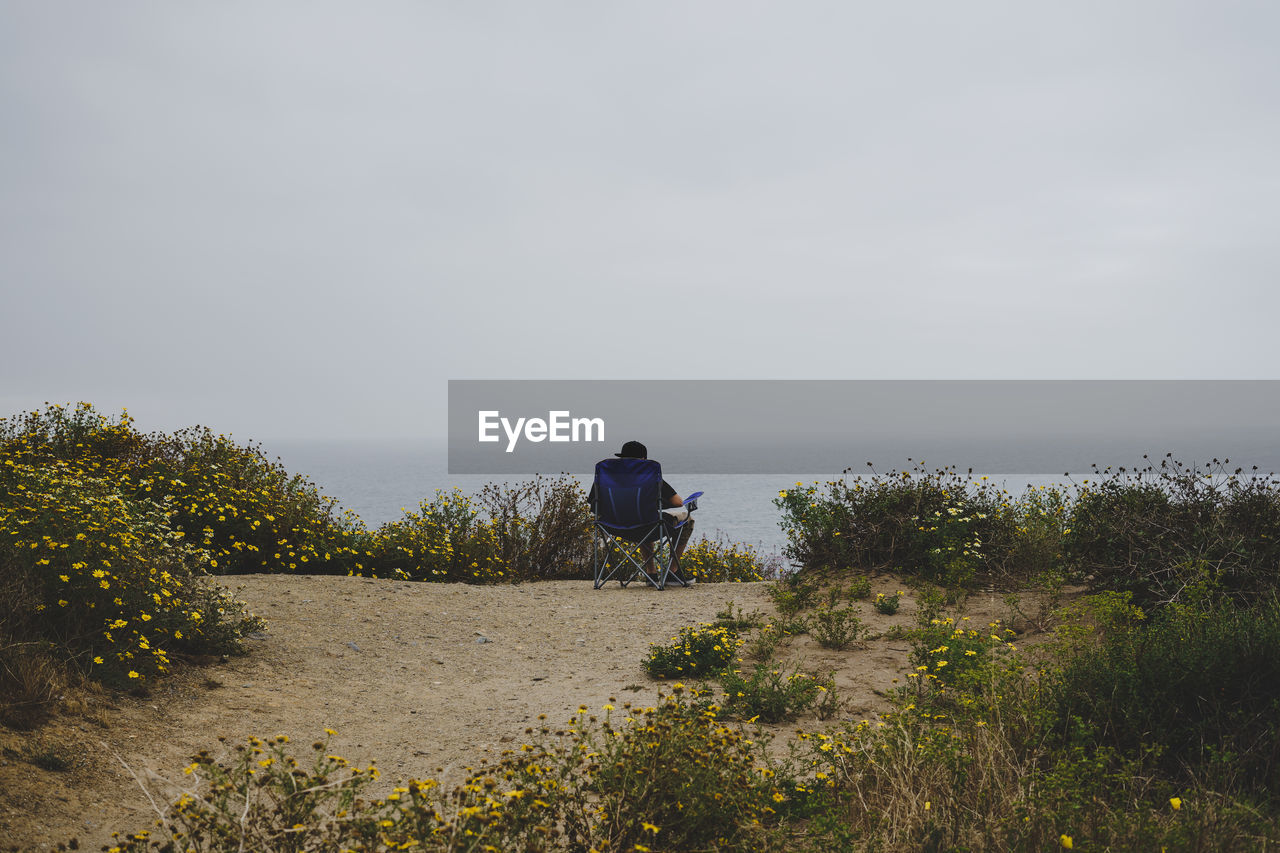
[720,663,836,723]
[775,614,811,636]
[881,625,910,641]
[714,601,763,632]
[643,624,742,679]
[106,695,790,853]
[847,576,872,600]
[744,624,784,661]
[873,590,904,615]
[27,745,72,772]
[680,535,773,582]
[766,576,819,615]
[0,642,64,729]
[811,607,865,650]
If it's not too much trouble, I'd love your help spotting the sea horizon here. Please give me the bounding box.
[257,438,1280,559]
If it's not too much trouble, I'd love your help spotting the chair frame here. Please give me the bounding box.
[591,458,692,590]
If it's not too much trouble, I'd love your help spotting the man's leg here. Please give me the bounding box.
[676,519,694,559]
[640,541,655,575]
[671,519,694,575]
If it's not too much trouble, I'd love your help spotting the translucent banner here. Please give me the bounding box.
[447,380,1280,475]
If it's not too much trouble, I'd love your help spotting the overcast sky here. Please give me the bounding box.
[3,2,1278,441]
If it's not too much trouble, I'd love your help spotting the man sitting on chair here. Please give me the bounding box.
[588,440,695,574]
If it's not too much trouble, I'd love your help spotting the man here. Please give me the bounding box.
[589,440,695,575]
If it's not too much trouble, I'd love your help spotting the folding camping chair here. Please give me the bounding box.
[591,457,698,590]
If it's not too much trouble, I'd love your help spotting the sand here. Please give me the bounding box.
[0,572,1019,851]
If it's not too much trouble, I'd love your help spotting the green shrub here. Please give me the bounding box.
[1065,458,1280,606]
[679,534,774,582]
[0,445,263,690]
[765,575,819,614]
[107,692,788,853]
[362,489,509,583]
[1046,599,1280,794]
[872,590,903,615]
[908,617,1018,699]
[720,663,837,722]
[477,475,593,579]
[775,464,1060,589]
[643,624,742,679]
[846,576,872,600]
[811,607,865,650]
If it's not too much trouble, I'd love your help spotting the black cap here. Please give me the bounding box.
[615,440,647,458]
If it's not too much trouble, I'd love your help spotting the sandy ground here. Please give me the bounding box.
[0,573,1020,851]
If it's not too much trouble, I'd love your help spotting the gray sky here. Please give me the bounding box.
[3,2,1278,441]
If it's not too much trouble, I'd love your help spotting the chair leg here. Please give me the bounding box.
[592,524,671,590]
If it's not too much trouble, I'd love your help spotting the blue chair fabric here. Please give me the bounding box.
[591,457,691,590]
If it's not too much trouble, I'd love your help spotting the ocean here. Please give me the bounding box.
[262,440,1091,559]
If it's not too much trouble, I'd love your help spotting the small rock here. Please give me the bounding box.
[348,641,362,652]
[475,636,490,644]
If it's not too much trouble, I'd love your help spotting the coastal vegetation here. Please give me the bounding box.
[767,459,1280,849]
[0,404,765,722]
[6,403,1280,849]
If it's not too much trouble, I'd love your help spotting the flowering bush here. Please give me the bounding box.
[780,456,1280,604]
[720,662,837,722]
[775,464,1034,587]
[361,490,509,583]
[0,437,263,705]
[0,403,369,578]
[873,590,904,615]
[811,607,865,650]
[137,426,367,576]
[679,534,775,582]
[106,691,789,853]
[643,623,743,679]
[908,617,1018,698]
[1065,457,1280,605]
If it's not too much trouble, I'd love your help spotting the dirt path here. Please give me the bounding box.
[0,573,1006,851]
